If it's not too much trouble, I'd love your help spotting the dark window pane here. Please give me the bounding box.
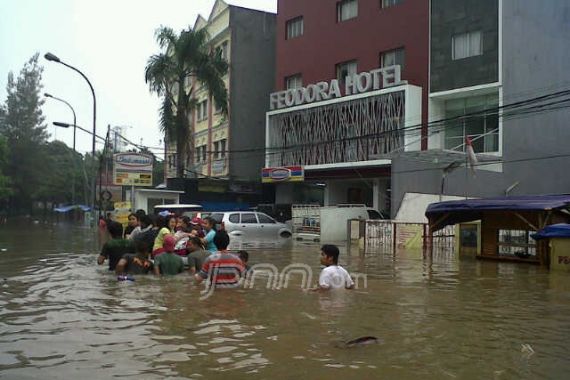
[241,213,258,224]
[257,213,276,224]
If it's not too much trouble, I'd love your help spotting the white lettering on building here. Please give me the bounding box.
[270,65,402,110]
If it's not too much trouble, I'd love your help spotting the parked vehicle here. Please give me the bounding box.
[208,211,292,239]
[153,204,203,218]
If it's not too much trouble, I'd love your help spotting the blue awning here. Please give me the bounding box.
[426,195,570,229]
[532,224,570,240]
[54,205,91,213]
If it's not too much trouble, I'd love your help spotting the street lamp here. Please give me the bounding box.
[52,122,106,142]
[53,122,107,212]
[44,52,97,225]
[45,93,77,206]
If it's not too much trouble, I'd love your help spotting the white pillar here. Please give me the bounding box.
[323,181,331,206]
[372,179,380,211]
[373,179,389,213]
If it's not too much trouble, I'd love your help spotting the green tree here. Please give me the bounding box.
[0,135,11,201]
[145,26,228,178]
[34,140,85,205]
[0,54,49,213]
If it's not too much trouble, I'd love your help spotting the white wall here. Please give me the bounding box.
[134,191,181,213]
[403,85,424,152]
[394,192,470,224]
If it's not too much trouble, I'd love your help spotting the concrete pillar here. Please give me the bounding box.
[372,179,380,210]
[373,179,389,213]
[323,181,331,206]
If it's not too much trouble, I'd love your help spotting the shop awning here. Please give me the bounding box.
[532,224,570,240]
[425,195,570,230]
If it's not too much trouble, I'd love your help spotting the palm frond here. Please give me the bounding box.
[159,97,176,138]
[155,26,177,50]
[144,53,176,95]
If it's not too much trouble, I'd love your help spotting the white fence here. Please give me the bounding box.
[350,220,455,255]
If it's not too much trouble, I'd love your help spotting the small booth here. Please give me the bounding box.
[425,195,570,265]
[532,224,570,272]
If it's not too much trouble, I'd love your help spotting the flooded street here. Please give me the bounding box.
[0,223,569,379]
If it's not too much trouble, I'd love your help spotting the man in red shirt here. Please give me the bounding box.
[194,230,244,288]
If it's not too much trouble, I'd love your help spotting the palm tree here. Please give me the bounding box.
[145,26,228,178]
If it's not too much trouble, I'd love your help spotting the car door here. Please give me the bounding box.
[239,212,259,237]
[256,212,280,237]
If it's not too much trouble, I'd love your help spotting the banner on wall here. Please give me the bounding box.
[261,166,304,183]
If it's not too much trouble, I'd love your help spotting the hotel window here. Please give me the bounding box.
[337,0,358,22]
[381,0,403,8]
[213,139,227,159]
[452,31,483,60]
[336,60,358,83]
[286,16,303,39]
[214,100,224,114]
[218,40,229,61]
[220,139,227,158]
[197,100,208,121]
[444,93,499,153]
[213,141,220,159]
[380,47,405,70]
[285,74,303,90]
[196,145,207,162]
[195,147,202,162]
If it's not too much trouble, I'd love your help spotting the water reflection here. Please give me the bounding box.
[0,224,569,379]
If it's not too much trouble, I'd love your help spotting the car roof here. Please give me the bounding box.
[154,204,203,210]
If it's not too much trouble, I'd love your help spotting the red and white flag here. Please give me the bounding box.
[465,136,478,175]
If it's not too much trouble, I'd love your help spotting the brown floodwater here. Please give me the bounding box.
[0,223,569,379]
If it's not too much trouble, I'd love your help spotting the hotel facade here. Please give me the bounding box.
[265,0,429,216]
[265,0,570,219]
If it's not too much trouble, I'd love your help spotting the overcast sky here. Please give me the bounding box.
[0,0,276,155]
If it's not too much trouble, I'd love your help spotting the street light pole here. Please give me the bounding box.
[45,93,77,206]
[44,52,97,226]
[52,122,106,142]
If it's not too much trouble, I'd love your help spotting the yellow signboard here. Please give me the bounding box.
[114,201,132,226]
[114,172,152,186]
[113,153,153,187]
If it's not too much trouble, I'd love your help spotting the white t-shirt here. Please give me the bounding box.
[319,265,354,289]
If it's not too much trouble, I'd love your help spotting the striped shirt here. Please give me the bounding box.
[198,251,245,288]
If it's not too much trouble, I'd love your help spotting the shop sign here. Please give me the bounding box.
[261,166,304,183]
[113,153,153,186]
[270,65,402,110]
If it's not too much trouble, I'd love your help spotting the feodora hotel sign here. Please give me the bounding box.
[113,153,153,186]
[269,65,402,110]
[261,166,304,183]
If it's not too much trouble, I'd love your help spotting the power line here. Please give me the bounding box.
[178,89,570,164]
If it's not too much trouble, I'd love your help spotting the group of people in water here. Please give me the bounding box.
[97,209,354,290]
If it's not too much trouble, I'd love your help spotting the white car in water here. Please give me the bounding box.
[208,211,292,239]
